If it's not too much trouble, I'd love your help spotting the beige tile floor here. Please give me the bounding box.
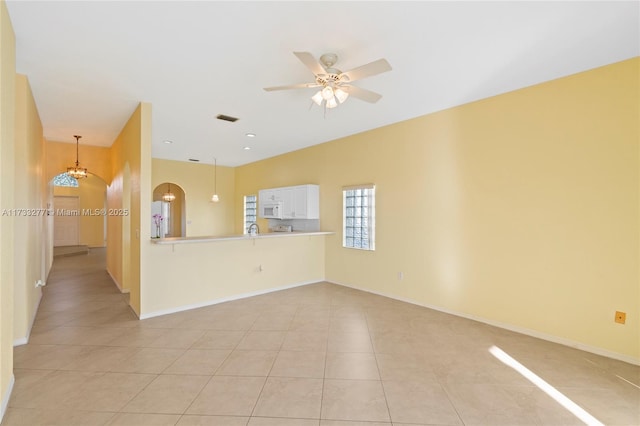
[3,248,639,426]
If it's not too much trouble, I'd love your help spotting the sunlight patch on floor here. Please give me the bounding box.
[616,374,640,390]
[489,345,604,426]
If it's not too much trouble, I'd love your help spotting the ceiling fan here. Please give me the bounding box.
[263,52,392,109]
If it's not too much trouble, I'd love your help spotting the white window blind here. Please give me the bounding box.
[343,184,375,250]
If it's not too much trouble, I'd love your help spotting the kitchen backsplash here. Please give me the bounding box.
[268,219,320,232]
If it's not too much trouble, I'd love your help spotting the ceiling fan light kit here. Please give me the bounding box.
[311,90,324,106]
[264,51,391,111]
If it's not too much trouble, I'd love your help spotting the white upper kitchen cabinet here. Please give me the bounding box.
[292,185,319,219]
[288,184,319,219]
[259,188,279,204]
[280,187,295,218]
[259,184,319,219]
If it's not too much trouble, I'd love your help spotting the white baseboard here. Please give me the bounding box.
[12,337,28,346]
[140,279,319,320]
[328,280,640,366]
[13,290,43,347]
[0,374,15,424]
[106,268,129,294]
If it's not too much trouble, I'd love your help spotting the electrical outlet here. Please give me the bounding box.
[398,272,404,281]
[615,311,626,324]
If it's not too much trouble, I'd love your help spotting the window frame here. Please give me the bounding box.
[342,184,375,251]
[243,194,257,234]
[53,172,79,188]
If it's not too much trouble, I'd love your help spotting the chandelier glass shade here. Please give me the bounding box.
[67,135,88,179]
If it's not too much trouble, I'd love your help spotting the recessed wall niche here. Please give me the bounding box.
[152,182,186,238]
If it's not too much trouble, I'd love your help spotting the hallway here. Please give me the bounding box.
[2,249,639,425]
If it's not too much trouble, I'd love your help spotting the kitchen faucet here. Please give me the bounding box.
[248,222,259,236]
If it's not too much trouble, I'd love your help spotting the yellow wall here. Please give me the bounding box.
[13,74,48,344]
[46,140,111,184]
[107,103,152,314]
[152,158,235,237]
[236,58,640,363]
[0,0,15,416]
[53,175,107,247]
[106,165,123,289]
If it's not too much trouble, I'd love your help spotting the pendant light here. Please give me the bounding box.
[67,135,88,179]
[211,158,220,202]
[162,183,176,202]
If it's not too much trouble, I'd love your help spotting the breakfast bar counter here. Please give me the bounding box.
[150,231,333,245]
[143,231,333,319]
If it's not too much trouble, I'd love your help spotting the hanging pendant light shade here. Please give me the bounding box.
[211,158,220,202]
[162,183,176,202]
[334,88,349,104]
[311,90,323,106]
[67,135,88,179]
[321,86,334,100]
[309,84,348,111]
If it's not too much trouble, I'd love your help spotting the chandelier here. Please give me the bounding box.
[162,183,176,202]
[67,135,88,179]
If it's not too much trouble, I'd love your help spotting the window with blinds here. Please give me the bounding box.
[343,184,375,250]
[244,195,257,234]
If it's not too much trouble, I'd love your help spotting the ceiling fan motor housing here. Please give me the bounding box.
[319,53,344,77]
[319,53,338,68]
[315,73,344,88]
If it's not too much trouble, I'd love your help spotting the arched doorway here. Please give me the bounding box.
[152,182,186,237]
[51,172,108,248]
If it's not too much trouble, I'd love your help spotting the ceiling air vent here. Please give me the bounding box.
[188,158,200,162]
[216,114,239,123]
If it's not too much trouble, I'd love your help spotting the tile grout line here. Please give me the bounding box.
[178,315,254,420]
[318,299,332,424]
[364,307,393,424]
[230,309,269,421]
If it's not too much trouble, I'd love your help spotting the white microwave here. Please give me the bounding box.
[260,201,283,219]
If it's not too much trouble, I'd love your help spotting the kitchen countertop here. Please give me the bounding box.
[150,231,333,245]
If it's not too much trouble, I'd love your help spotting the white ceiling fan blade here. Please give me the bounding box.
[263,83,320,92]
[343,85,383,103]
[341,58,392,82]
[293,51,326,76]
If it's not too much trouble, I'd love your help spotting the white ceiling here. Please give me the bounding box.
[6,1,639,167]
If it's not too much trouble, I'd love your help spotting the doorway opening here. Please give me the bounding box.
[52,172,108,255]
